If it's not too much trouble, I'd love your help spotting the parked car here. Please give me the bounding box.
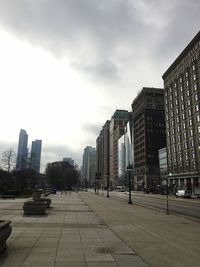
[176,190,191,198]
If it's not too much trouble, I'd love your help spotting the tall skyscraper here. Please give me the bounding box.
[82,146,96,186]
[162,31,200,195]
[96,120,110,188]
[131,87,166,191]
[63,158,74,166]
[109,109,129,188]
[16,129,28,171]
[30,139,42,173]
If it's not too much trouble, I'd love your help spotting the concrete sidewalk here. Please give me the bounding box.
[0,192,148,267]
[80,191,200,267]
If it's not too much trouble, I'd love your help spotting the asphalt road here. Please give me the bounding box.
[98,190,200,221]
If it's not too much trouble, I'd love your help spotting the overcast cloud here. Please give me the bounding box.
[0,0,199,170]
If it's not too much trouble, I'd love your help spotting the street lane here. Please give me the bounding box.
[101,190,200,221]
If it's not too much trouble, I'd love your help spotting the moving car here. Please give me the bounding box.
[176,190,191,198]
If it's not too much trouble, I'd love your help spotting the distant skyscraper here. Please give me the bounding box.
[16,129,28,171]
[82,146,96,186]
[63,157,74,166]
[30,139,42,173]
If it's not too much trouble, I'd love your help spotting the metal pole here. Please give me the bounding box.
[97,175,99,195]
[128,167,132,205]
[167,184,169,214]
[107,174,109,197]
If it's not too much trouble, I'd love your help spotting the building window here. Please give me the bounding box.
[182,113,185,120]
[184,142,187,148]
[177,135,180,142]
[198,126,200,133]
[181,104,184,110]
[186,90,190,96]
[193,74,196,81]
[186,80,189,87]
[181,95,184,101]
[178,144,181,151]
[192,151,195,158]
[180,77,183,83]
[194,94,198,101]
[175,99,178,105]
[195,104,199,112]
[192,64,196,71]
[183,132,186,139]
[187,99,190,106]
[183,122,186,129]
[185,71,188,78]
[176,117,179,123]
[189,119,192,126]
[185,153,188,160]
[197,115,200,122]
[190,129,193,136]
[175,90,177,96]
[176,108,179,114]
[180,86,183,92]
[177,126,180,132]
[194,84,197,91]
[188,109,191,116]
[193,162,196,170]
[191,140,194,147]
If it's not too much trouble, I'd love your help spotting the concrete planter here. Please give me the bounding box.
[0,220,12,253]
[23,201,47,215]
[34,198,51,208]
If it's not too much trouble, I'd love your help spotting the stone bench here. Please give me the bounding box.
[23,201,47,215]
[0,195,15,199]
[0,220,12,253]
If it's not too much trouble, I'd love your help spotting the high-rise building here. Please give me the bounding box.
[30,139,42,173]
[162,31,200,195]
[118,120,134,187]
[82,146,96,186]
[109,109,129,188]
[96,120,110,188]
[131,87,166,192]
[63,158,74,166]
[16,129,28,171]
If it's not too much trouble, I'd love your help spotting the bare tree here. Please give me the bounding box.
[1,149,16,172]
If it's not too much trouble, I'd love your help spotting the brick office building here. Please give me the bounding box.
[162,31,200,195]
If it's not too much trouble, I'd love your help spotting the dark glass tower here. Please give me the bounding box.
[16,129,28,171]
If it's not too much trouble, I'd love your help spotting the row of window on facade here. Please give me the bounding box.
[167,125,200,137]
[169,161,197,172]
[166,113,200,123]
[168,138,200,151]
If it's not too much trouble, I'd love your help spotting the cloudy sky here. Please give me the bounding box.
[0,0,199,172]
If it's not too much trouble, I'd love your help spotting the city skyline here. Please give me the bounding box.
[0,1,199,171]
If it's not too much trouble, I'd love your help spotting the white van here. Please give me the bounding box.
[176,190,191,198]
[116,186,125,192]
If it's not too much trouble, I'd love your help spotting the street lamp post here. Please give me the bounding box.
[95,172,101,195]
[106,173,109,197]
[167,173,172,215]
[127,163,133,204]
